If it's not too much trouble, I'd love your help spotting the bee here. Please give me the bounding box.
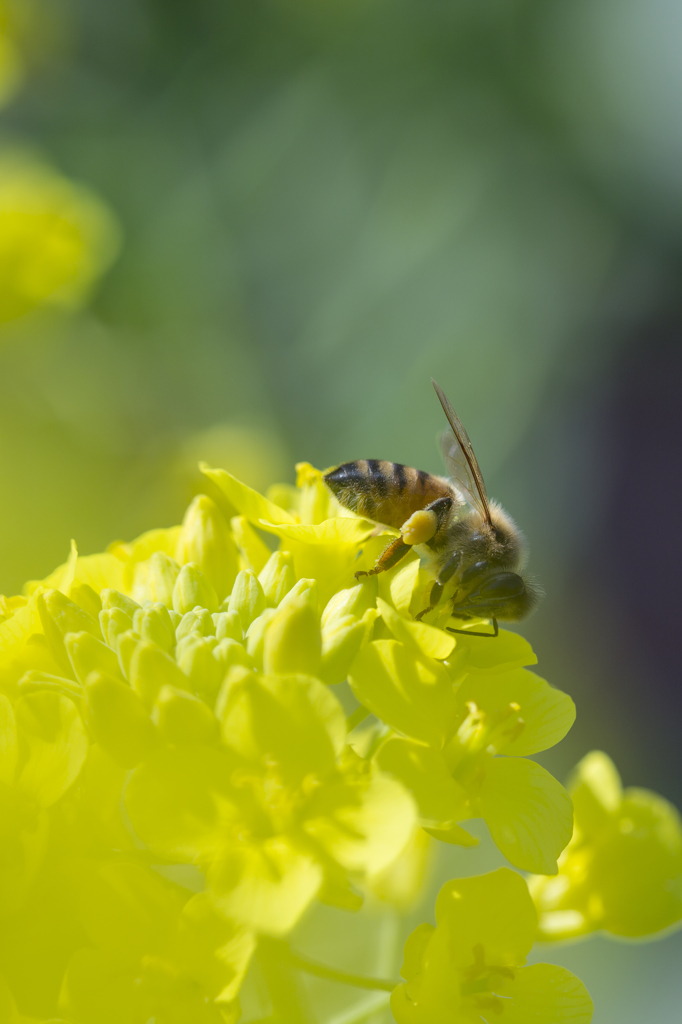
[323,379,541,636]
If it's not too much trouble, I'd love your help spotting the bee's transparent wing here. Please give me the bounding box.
[433,379,492,525]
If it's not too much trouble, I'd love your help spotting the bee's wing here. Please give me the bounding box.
[433,379,492,526]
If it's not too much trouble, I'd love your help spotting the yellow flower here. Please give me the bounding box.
[60,861,254,1024]
[350,618,574,873]
[392,868,593,1024]
[529,750,682,941]
[0,153,121,322]
[0,461,584,1018]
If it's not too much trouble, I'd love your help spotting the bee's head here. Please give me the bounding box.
[450,570,541,623]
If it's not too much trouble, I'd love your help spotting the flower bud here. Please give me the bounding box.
[176,607,215,642]
[115,629,141,679]
[212,610,242,642]
[101,589,140,618]
[319,609,377,686]
[175,634,223,700]
[129,640,191,707]
[228,570,266,632]
[85,671,158,768]
[153,684,218,745]
[277,577,318,614]
[132,552,180,607]
[99,607,133,649]
[244,608,277,667]
[322,578,378,628]
[64,631,122,685]
[258,551,295,607]
[172,564,219,615]
[132,603,176,652]
[263,596,322,676]
[176,494,240,601]
[214,664,257,722]
[213,638,255,674]
[37,589,101,675]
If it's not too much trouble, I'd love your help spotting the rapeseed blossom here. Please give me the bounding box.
[391,868,593,1024]
[0,460,615,1019]
[529,750,682,941]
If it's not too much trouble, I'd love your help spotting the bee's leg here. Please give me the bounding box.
[357,496,454,583]
[415,549,461,621]
[401,496,453,547]
[355,537,411,579]
[415,581,444,620]
[447,617,499,638]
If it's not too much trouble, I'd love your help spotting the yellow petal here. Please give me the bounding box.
[568,750,622,837]
[125,746,243,861]
[591,787,682,938]
[478,757,573,874]
[423,822,479,847]
[348,639,457,746]
[385,556,421,614]
[454,628,537,673]
[456,668,575,757]
[107,526,182,592]
[210,838,322,936]
[496,963,593,1024]
[376,737,468,827]
[433,868,537,968]
[304,769,416,874]
[201,464,296,525]
[231,515,273,574]
[15,691,88,808]
[377,597,455,660]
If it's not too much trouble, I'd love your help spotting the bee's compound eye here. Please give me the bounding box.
[477,572,525,599]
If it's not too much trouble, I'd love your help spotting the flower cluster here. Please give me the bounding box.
[0,461,680,1021]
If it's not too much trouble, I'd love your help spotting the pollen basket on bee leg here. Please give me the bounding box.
[401,508,438,546]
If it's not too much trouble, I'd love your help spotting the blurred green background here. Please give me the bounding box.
[2,0,682,1019]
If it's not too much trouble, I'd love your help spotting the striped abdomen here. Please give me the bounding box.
[324,460,454,530]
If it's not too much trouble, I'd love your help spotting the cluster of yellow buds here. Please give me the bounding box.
[0,462,680,1022]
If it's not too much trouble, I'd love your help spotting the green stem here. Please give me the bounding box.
[288,950,397,993]
[257,938,315,1023]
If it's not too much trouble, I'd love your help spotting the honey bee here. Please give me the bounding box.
[324,379,541,636]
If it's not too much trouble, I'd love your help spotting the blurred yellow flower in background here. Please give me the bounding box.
[392,868,593,1024]
[0,153,121,323]
[529,751,682,942]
